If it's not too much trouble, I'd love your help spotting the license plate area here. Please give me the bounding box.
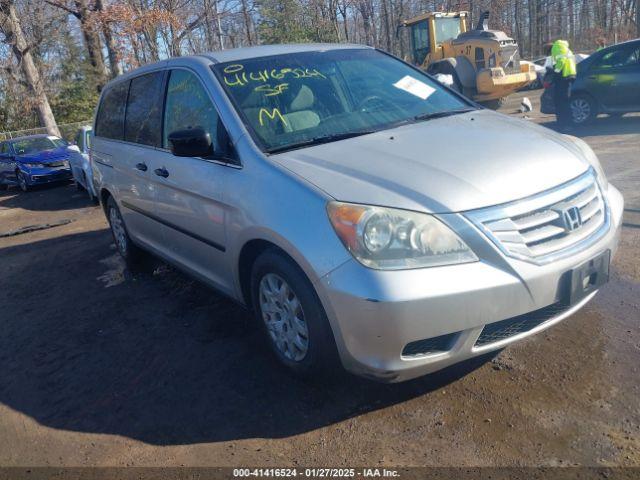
[566,250,610,305]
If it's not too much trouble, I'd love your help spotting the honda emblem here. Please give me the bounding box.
[562,206,583,232]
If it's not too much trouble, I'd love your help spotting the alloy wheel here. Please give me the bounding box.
[259,273,309,362]
[17,172,28,191]
[570,98,591,124]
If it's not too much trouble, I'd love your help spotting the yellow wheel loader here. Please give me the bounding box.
[400,11,536,109]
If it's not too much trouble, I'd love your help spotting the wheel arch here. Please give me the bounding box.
[99,187,114,217]
[237,237,316,309]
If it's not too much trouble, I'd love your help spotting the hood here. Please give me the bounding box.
[17,146,69,163]
[272,110,589,213]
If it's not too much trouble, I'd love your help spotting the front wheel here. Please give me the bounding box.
[16,171,29,192]
[251,249,340,377]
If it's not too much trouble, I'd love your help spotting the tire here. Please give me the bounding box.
[16,171,29,192]
[250,249,340,377]
[481,97,507,110]
[569,95,597,125]
[106,196,144,265]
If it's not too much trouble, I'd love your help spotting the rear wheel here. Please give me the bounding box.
[570,95,597,125]
[16,171,29,192]
[106,196,144,265]
[251,249,340,377]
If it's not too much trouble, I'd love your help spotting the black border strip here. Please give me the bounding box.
[121,200,226,252]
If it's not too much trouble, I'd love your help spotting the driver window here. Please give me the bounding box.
[163,69,233,159]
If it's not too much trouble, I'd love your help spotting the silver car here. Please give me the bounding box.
[69,125,98,201]
[91,44,624,382]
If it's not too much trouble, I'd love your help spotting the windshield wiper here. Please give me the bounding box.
[267,130,377,154]
[413,108,477,122]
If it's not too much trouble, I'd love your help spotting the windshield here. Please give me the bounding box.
[433,17,461,43]
[212,49,471,153]
[12,137,59,155]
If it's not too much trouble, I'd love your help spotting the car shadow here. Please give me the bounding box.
[541,114,640,137]
[0,181,91,212]
[0,229,496,445]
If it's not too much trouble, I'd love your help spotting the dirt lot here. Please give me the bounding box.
[1,90,639,468]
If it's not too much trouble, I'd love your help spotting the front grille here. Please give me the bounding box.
[501,45,521,74]
[466,170,607,264]
[402,332,458,358]
[44,161,66,167]
[475,303,569,347]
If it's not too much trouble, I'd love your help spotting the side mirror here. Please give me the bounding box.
[168,128,213,158]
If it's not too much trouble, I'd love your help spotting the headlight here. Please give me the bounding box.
[22,163,42,168]
[565,135,608,190]
[63,160,70,168]
[327,202,478,270]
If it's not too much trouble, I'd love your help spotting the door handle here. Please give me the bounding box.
[135,162,147,171]
[154,167,169,178]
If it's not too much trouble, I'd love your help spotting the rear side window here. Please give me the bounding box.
[125,71,165,147]
[593,46,640,70]
[95,81,129,140]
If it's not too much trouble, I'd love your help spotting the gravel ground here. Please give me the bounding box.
[0,90,638,468]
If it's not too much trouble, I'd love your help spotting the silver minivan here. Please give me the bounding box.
[92,44,624,382]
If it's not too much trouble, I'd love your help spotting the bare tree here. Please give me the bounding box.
[45,0,109,88]
[0,0,60,135]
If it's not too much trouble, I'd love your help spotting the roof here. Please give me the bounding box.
[200,43,371,63]
[402,11,467,26]
[105,43,373,88]
[4,134,56,142]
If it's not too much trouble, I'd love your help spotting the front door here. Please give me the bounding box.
[585,44,640,111]
[153,68,236,295]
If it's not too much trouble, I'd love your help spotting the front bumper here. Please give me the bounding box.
[24,168,72,185]
[318,184,624,382]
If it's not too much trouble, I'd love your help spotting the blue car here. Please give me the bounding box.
[0,134,73,192]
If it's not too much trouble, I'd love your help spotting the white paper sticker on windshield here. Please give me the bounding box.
[393,75,436,100]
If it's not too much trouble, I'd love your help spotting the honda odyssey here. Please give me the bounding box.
[91,44,623,382]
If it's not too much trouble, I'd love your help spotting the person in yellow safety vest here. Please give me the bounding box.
[551,39,577,131]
